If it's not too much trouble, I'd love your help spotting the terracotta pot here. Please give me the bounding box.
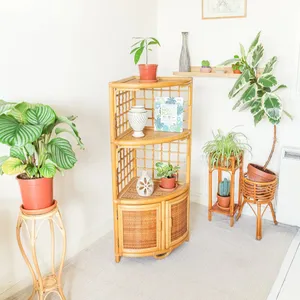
[233,69,242,74]
[160,177,176,189]
[17,176,54,210]
[200,67,212,73]
[138,64,158,82]
[247,163,276,182]
[217,194,230,209]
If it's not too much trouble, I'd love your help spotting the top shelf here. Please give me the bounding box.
[109,76,192,89]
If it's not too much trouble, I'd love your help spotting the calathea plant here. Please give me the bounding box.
[221,32,291,180]
[0,100,84,178]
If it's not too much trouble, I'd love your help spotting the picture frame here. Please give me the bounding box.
[202,0,247,20]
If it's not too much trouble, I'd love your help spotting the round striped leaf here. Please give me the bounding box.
[0,100,17,115]
[2,157,27,175]
[262,93,282,122]
[0,156,9,175]
[26,105,56,128]
[0,115,43,146]
[47,137,77,169]
[25,164,38,178]
[39,159,56,178]
[10,146,26,161]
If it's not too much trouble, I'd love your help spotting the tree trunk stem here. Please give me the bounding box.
[263,125,277,170]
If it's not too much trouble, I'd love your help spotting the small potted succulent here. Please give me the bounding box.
[130,37,161,82]
[155,162,180,189]
[232,55,243,74]
[200,60,212,73]
[0,100,84,212]
[203,130,251,168]
[217,178,230,209]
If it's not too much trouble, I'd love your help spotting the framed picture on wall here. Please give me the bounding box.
[202,0,247,19]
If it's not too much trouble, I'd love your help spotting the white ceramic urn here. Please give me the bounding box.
[136,171,154,197]
[128,106,148,138]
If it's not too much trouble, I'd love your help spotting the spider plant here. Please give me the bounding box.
[203,130,251,168]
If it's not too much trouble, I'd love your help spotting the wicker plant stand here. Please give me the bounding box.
[109,76,193,262]
[16,200,66,299]
[237,174,278,240]
[208,155,243,227]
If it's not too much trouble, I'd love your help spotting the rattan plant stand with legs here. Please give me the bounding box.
[237,174,278,240]
[16,200,66,300]
[208,155,243,227]
[109,76,193,262]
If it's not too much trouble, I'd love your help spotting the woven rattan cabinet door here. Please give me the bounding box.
[166,195,189,248]
[118,204,162,254]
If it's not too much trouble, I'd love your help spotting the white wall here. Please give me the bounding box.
[0,0,157,297]
[157,0,300,215]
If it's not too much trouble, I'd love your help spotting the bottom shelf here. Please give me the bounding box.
[210,202,239,217]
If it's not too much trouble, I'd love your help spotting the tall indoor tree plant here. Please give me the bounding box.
[222,32,292,182]
[0,100,84,211]
[131,37,161,82]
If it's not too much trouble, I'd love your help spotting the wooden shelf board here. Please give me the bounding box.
[173,66,263,79]
[210,202,239,217]
[110,76,192,89]
[114,127,191,146]
[117,177,189,204]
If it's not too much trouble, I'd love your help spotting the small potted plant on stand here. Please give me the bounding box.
[130,37,161,83]
[221,32,292,182]
[155,162,180,190]
[200,60,212,73]
[217,178,230,210]
[203,130,251,169]
[0,100,84,212]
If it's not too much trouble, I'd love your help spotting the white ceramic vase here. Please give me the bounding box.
[128,106,148,138]
[136,171,154,197]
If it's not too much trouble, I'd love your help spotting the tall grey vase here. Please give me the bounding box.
[179,32,191,72]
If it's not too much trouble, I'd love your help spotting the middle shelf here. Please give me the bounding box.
[115,127,191,146]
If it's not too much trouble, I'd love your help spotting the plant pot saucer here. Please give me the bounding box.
[139,79,158,83]
[159,183,178,192]
[217,203,230,211]
[20,200,57,215]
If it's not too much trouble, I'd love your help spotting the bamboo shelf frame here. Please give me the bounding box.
[208,155,243,227]
[109,76,193,262]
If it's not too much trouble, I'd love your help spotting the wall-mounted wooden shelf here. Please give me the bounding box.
[173,66,240,78]
[174,66,263,79]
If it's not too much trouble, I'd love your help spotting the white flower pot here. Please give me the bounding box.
[128,106,148,138]
[136,171,154,197]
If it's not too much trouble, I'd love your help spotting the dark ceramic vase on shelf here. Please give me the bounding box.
[179,32,191,72]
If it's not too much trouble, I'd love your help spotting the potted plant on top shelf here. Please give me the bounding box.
[155,162,180,190]
[130,37,161,83]
[200,60,212,73]
[203,129,251,169]
[0,100,84,212]
[221,32,292,182]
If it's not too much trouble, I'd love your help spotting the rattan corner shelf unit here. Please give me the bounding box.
[109,76,193,262]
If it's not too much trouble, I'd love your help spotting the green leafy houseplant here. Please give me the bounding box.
[155,162,180,178]
[0,100,84,210]
[130,37,161,82]
[0,100,84,178]
[232,55,243,74]
[221,32,291,180]
[203,130,251,168]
